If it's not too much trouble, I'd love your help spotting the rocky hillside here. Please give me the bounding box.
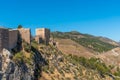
[0,31,120,80]
[98,47,120,66]
[0,40,47,80]
[0,40,120,80]
[39,44,116,80]
[51,31,118,53]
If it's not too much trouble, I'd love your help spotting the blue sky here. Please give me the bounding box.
[0,0,120,41]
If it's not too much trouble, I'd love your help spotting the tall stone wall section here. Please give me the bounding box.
[0,28,9,51]
[18,28,31,44]
[8,30,18,50]
[44,28,50,44]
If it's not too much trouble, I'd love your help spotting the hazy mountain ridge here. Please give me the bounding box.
[97,36,119,46]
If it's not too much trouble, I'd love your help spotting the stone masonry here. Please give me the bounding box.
[0,28,19,52]
[18,28,31,44]
[0,28,31,52]
[9,30,18,50]
[0,27,50,52]
[0,28,9,51]
[35,28,50,44]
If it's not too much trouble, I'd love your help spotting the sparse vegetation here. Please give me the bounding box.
[67,54,111,76]
[114,67,120,77]
[72,38,116,53]
[39,44,116,80]
[31,40,39,49]
[13,51,33,66]
[13,51,24,63]
[12,41,34,66]
[23,41,31,52]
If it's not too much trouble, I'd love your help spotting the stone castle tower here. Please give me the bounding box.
[18,28,31,44]
[35,28,50,44]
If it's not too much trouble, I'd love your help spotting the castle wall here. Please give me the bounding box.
[18,28,31,44]
[0,28,9,51]
[0,28,31,51]
[9,30,18,50]
[44,28,50,44]
[0,27,51,51]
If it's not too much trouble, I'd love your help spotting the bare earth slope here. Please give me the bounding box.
[98,47,120,66]
[55,38,120,67]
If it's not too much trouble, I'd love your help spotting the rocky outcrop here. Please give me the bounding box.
[1,61,34,80]
[0,48,47,80]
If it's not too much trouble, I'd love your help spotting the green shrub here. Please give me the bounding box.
[31,40,39,49]
[114,67,120,77]
[13,52,24,63]
[67,55,111,76]
[42,65,49,73]
[18,25,23,29]
[23,41,31,52]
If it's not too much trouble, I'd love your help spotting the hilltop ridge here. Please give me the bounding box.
[51,31,119,53]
